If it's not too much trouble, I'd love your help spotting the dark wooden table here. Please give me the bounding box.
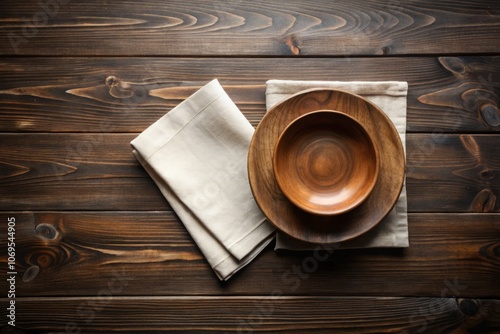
[1,1,499,332]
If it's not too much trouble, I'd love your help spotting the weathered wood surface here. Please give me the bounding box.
[407,134,500,213]
[0,212,498,297]
[1,297,498,333]
[0,57,498,133]
[1,0,499,56]
[0,134,498,212]
[1,0,499,332]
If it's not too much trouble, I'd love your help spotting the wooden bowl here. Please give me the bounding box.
[273,110,379,216]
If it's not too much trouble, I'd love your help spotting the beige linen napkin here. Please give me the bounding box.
[131,79,275,280]
[266,80,409,250]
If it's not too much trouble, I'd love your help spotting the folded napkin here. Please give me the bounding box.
[266,80,409,250]
[131,79,275,280]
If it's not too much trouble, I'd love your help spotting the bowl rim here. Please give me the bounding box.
[272,109,380,216]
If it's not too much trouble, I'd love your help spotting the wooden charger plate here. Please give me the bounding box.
[248,89,405,244]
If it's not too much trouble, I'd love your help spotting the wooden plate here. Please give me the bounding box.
[248,89,405,244]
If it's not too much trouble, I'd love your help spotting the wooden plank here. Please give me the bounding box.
[0,134,167,211]
[1,212,498,297]
[0,57,498,133]
[1,133,499,212]
[0,0,499,56]
[407,134,500,212]
[0,295,500,333]
[1,296,498,333]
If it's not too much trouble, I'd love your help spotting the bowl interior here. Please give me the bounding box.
[273,110,379,215]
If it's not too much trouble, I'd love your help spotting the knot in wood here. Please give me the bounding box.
[471,188,497,213]
[438,57,466,75]
[459,299,479,316]
[106,75,143,99]
[480,169,495,180]
[105,75,119,87]
[480,103,500,127]
[35,223,59,240]
[22,265,40,283]
[284,35,300,56]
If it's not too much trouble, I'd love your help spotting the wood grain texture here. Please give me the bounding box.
[0,297,498,333]
[407,134,500,212]
[1,0,498,332]
[0,134,168,211]
[0,212,498,298]
[273,110,380,215]
[0,57,498,133]
[0,134,498,212]
[0,0,499,56]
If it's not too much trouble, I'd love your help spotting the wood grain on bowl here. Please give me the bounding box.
[273,110,379,216]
